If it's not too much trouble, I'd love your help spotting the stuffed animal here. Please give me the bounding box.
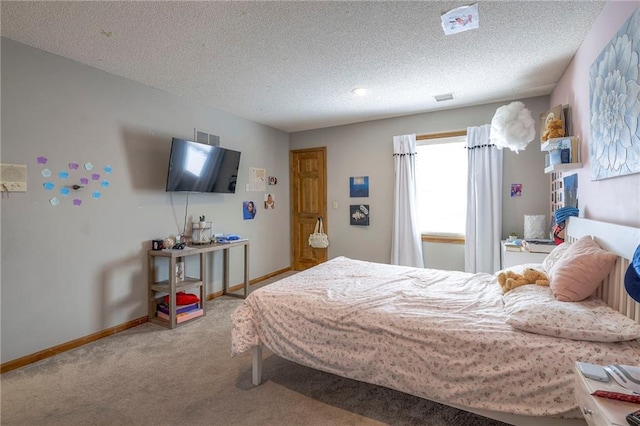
[498,268,550,293]
[541,119,565,141]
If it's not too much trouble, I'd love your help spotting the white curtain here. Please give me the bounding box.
[391,134,424,267]
[465,124,503,273]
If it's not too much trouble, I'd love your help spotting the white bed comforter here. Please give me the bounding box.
[231,256,640,416]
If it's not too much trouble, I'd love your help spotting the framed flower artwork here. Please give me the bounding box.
[589,6,640,180]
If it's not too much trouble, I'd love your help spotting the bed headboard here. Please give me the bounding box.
[566,217,640,324]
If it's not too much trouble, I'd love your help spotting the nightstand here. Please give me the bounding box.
[574,362,638,426]
[500,240,553,269]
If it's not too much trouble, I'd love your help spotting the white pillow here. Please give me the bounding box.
[503,285,640,342]
[542,242,569,273]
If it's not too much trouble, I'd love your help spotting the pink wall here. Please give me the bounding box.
[551,0,640,227]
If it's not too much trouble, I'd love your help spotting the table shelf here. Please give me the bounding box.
[147,240,250,329]
[149,277,203,293]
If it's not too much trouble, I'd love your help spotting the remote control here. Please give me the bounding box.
[577,362,609,382]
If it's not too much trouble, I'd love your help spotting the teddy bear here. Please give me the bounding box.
[497,268,550,294]
[541,119,565,141]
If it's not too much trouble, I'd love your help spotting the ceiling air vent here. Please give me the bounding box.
[434,93,455,102]
[195,129,220,146]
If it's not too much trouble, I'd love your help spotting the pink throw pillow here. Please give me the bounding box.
[548,236,617,302]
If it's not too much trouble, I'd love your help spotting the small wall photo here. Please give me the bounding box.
[264,193,275,209]
[242,200,256,220]
[349,176,369,197]
[350,204,370,226]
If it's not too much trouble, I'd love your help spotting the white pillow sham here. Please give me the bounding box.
[541,242,569,273]
[503,285,640,342]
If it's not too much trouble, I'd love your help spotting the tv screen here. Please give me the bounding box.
[165,138,241,193]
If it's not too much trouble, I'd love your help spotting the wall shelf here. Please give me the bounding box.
[541,135,582,174]
[540,136,572,151]
[544,162,583,174]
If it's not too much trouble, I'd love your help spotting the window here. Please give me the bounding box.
[415,134,467,236]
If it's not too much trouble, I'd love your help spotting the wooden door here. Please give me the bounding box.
[290,147,327,270]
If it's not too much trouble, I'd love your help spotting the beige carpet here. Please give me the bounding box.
[1,275,509,426]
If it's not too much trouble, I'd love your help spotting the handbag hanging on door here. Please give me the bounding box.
[308,217,329,248]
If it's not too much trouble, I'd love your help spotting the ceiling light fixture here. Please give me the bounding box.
[490,101,535,153]
[351,88,367,96]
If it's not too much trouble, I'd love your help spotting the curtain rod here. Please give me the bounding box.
[416,130,467,140]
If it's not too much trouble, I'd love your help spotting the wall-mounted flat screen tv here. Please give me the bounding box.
[165,138,241,193]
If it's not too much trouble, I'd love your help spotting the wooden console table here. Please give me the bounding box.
[147,239,250,329]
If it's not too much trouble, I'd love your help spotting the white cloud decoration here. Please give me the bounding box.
[489,101,535,153]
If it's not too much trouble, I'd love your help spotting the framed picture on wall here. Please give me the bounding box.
[563,174,578,209]
[510,183,522,197]
[349,176,369,197]
[350,204,370,226]
[589,5,640,180]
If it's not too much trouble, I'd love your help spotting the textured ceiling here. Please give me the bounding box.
[1,1,607,133]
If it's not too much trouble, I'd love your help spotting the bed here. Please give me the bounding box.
[231,217,640,425]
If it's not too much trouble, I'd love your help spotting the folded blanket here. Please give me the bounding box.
[554,207,579,225]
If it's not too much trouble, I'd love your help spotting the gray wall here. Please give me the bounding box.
[0,37,552,363]
[290,96,551,267]
[1,38,291,363]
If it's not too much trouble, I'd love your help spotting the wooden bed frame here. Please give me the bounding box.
[249,217,640,426]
